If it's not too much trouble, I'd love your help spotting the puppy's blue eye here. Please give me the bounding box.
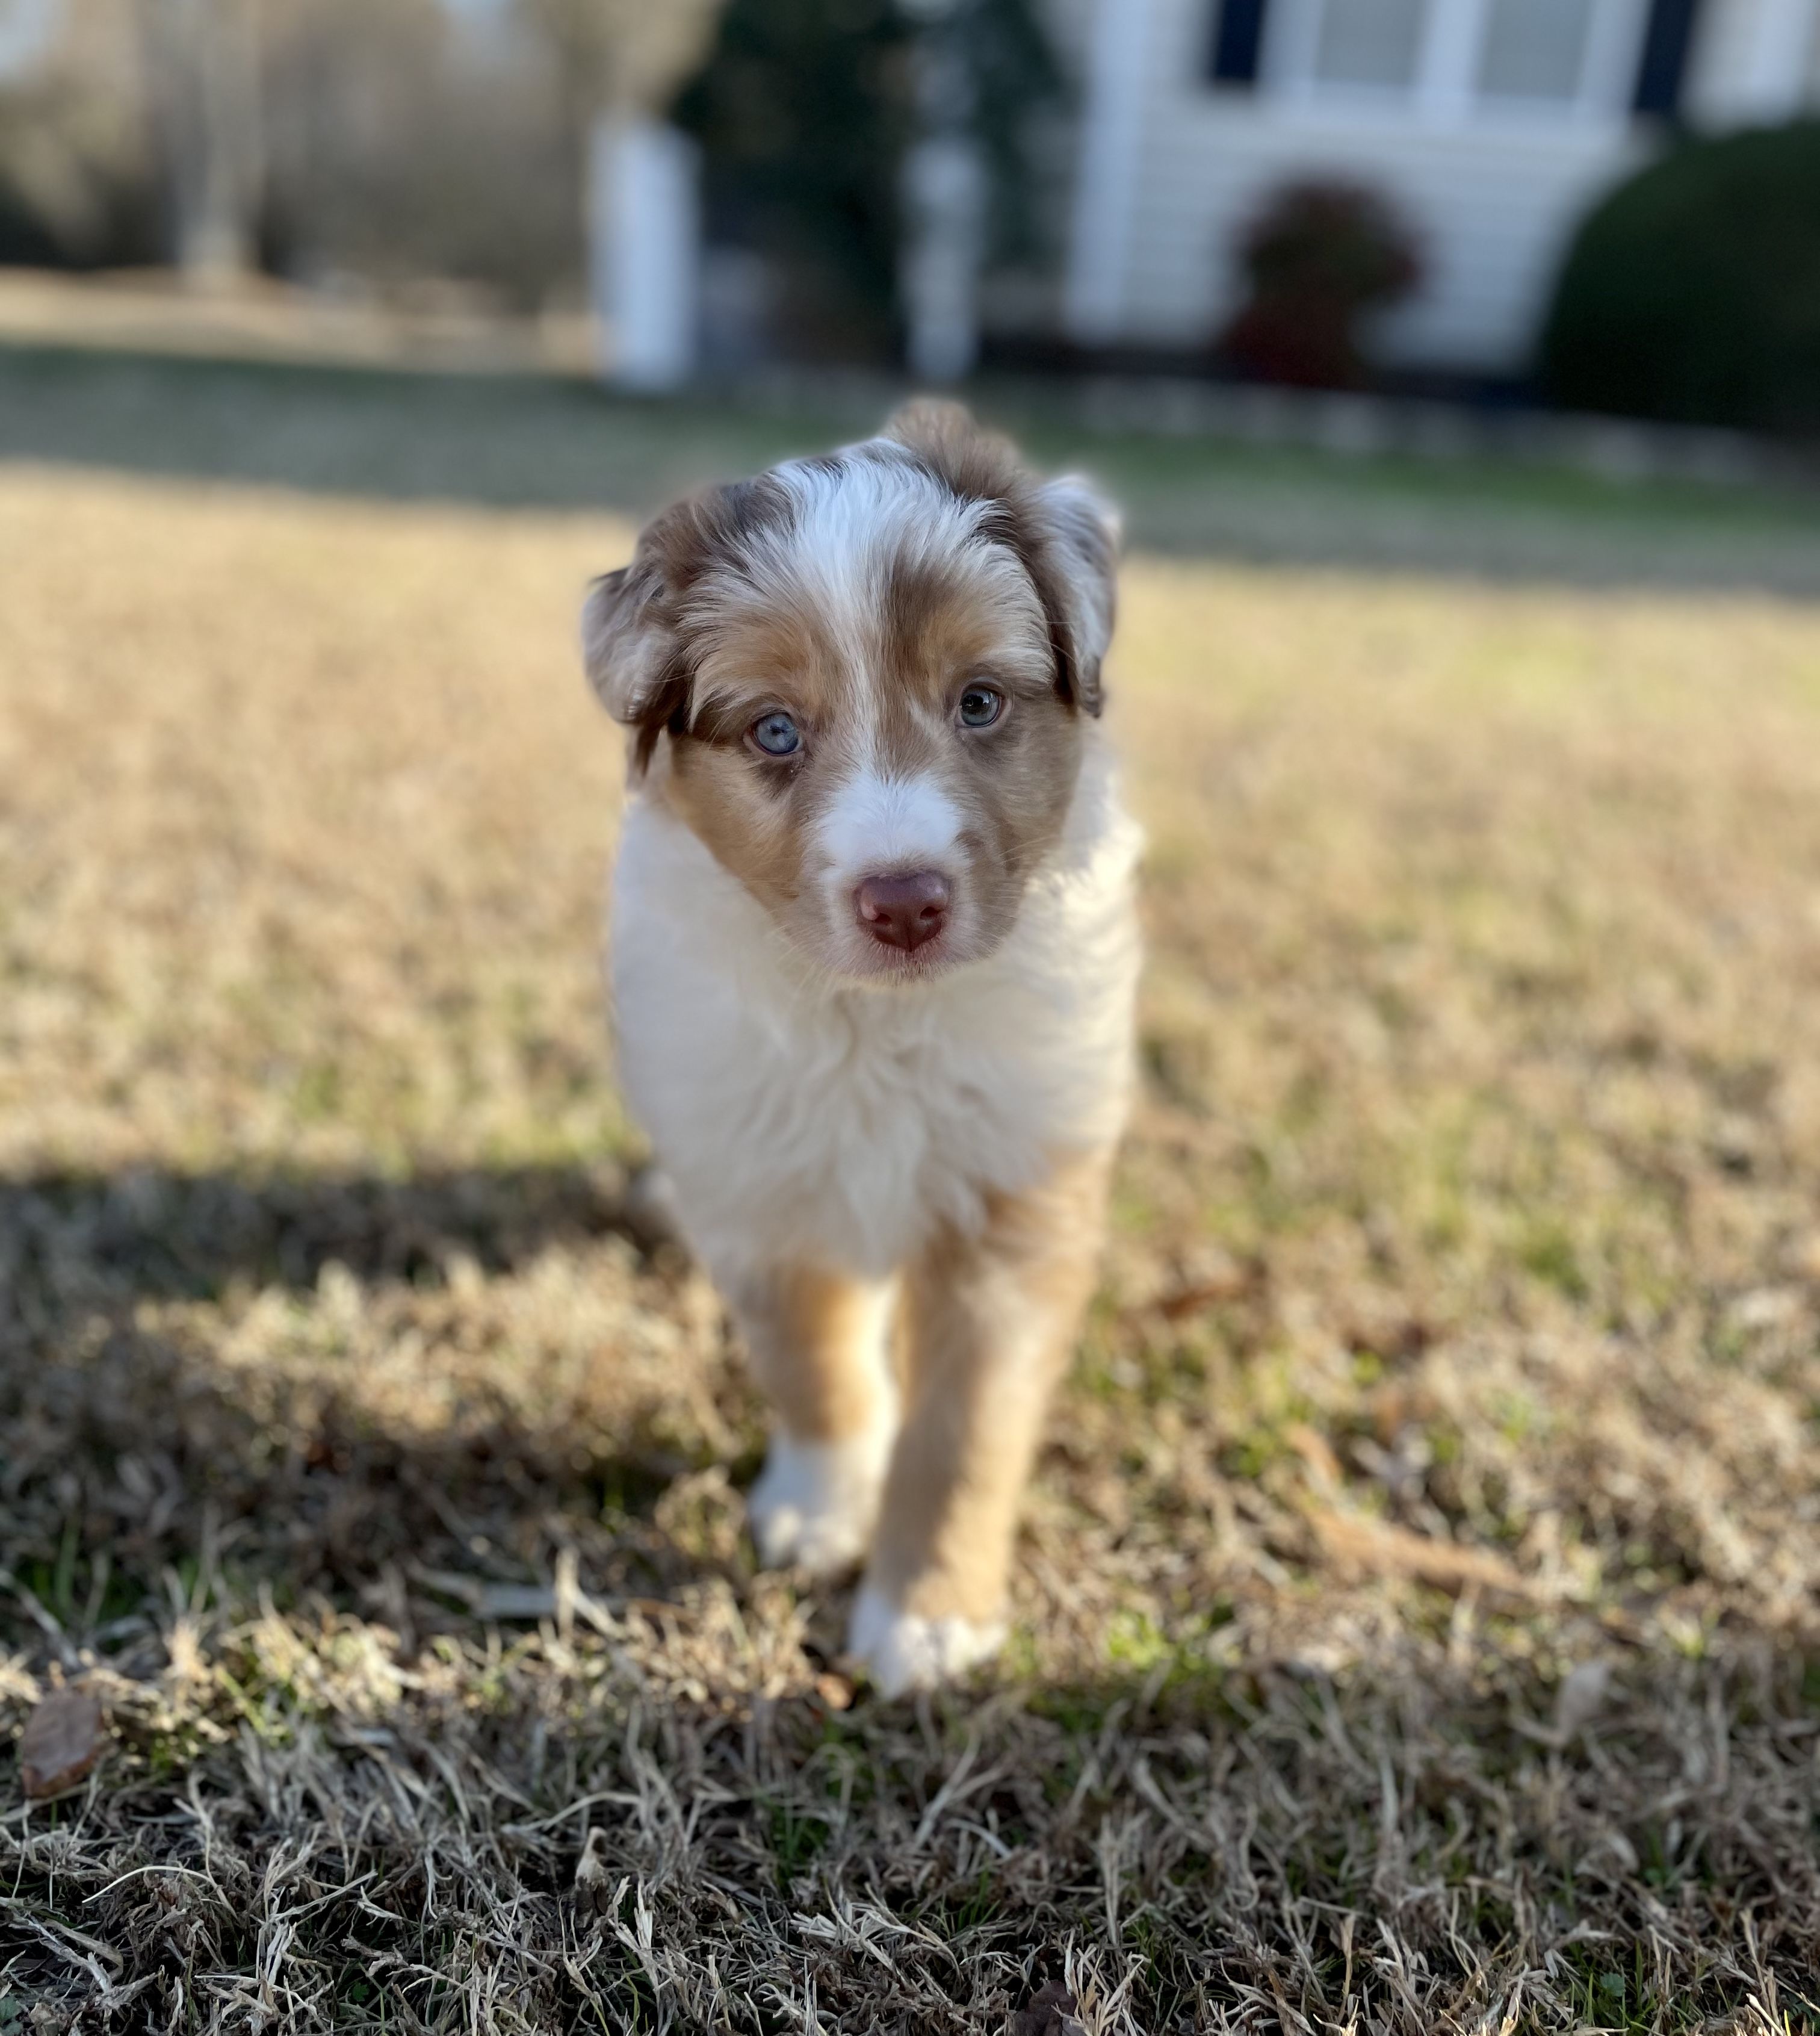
[751,711,802,757]
[958,684,1004,729]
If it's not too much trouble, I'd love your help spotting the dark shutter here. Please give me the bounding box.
[1209,0,1271,87]
[1632,0,1703,117]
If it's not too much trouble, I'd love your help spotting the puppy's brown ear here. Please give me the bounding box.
[583,559,676,731]
[1030,474,1120,719]
[583,511,701,775]
[584,479,790,771]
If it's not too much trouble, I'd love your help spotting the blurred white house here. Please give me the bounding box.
[1053,0,1820,374]
[4,0,1819,386]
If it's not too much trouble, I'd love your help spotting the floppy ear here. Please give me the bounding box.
[581,559,675,728]
[582,515,699,776]
[583,478,789,771]
[1032,475,1120,719]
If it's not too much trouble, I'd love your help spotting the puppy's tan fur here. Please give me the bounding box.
[877,1150,1112,1627]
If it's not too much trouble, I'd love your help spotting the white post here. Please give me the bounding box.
[897,0,986,384]
[1064,0,1157,346]
[588,117,701,394]
[902,132,987,383]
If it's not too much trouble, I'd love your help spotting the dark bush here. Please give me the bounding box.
[672,0,1063,362]
[1538,120,1820,436]
[1220,178,1422,390]
[672,0,912,358]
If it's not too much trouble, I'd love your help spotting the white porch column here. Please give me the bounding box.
[1064,0,1158,346]
[1695,0,1820,119]
[588,117,701,393]
[902,134,987,383]
[899,0,986,384]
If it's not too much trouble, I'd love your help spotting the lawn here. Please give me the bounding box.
[2,348,1819,2032]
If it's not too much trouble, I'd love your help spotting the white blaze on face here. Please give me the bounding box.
[814,768,964,902]
[766,446,1011,967]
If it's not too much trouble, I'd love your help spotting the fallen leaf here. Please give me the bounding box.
[1308,1507,1539,1599]
[19,1684,105,1799]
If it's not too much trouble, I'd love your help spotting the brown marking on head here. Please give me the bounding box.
[880,400,1119,718]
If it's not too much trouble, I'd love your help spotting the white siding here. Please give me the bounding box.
[1066,0,1163,340]
[1095,0,1650,372]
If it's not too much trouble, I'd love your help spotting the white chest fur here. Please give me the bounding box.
[608,745,1142,1285]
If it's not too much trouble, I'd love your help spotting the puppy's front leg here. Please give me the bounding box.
[736,1265,899,1578]
[850,1154,1110,1696]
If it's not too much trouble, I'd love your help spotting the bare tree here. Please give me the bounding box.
[140,0,263,279]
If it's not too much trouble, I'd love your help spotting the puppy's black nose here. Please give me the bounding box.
[855,871,951,952]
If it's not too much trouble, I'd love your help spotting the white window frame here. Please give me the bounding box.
[1260,0,1652,128]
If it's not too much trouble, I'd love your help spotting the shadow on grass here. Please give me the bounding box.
[0,1161,660,1304]
[6,341,1820,597]
[2,1165,1819,2028]
[0,1160,719,1610]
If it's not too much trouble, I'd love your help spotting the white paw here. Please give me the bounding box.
[748,1432,890,1578]
[846,1583,1005,1698]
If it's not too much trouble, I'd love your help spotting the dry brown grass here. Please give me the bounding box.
[3,445,1820,2032]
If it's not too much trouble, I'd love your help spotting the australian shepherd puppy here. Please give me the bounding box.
[583,402,1141,1695]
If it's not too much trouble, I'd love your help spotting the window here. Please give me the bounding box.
[1248,0,1654,120]
[1477,0,1594,100]
[1311,0,1428,88]
[1210,0,1272,85]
